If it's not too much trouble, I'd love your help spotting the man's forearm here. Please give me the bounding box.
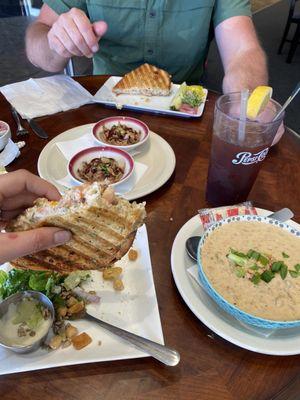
[26,22,69,72]
[222,47,268,93]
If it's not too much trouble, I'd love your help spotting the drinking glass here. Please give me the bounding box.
[206,92,284,206]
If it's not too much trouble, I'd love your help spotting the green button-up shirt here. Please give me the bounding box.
[44,0,251,83]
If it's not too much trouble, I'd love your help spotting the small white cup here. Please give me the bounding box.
[0,121,11,151]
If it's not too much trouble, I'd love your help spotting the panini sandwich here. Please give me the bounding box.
[112,63,171,96]
[7,183,146,273]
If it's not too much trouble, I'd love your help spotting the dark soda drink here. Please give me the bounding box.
[206,134,270,206]
[205,93,284,207]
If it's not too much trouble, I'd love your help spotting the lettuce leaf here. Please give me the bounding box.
[0,269,63,300]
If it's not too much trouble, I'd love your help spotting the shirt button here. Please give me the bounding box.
[147,49,154,55]
[149,10,156,17]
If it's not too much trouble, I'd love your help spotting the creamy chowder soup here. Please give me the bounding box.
[201,221,300,321]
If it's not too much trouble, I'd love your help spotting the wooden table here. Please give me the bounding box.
[1,75,300,400]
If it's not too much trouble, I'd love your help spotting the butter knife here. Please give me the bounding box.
[27,118,48,139]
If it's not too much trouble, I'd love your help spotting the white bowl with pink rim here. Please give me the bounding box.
[0,121,11,151]
[68,146,134,187]
[92,116,150,151]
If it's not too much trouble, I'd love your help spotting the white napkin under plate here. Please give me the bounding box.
[55,133,148,196]
[187,264,276,338]
[0,75,94,119]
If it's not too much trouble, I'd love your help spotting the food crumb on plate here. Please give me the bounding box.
[113,279,124,291]
[72,332,92,350]
[128,249,138,261]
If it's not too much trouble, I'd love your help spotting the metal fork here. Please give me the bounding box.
[11,107,29,136]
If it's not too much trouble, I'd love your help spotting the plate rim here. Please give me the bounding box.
[170,209,300,356]
[37,123,176,201]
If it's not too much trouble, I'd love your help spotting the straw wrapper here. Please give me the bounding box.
[198,201,257,231]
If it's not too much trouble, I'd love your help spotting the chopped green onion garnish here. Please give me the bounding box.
[289,270,299,278]
[235,267,246,278]
[295,264,300,272]
[247,249,260,261]
[250,264,259,271]
[259,254,269,266]
[282,252,289,258]
[230,248,248,258]
[280,264,288,280]
[251,273,261,285]
[247,250,269,265]
[271,261,283,272]
[260,270,275,283]
[227,253,247,267]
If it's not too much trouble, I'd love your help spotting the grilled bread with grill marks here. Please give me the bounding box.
[112,63,171,96]
[6,183,146,272]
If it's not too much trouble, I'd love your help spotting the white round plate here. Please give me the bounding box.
[171,208,300,355]
[38,123,176,201]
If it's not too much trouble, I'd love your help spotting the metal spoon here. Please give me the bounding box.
[185,208,294,262]
[85,312,180,366]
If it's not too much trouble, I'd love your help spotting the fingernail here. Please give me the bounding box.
[92,45,99,52]
[54,230,71,245]
[87,53,93,58]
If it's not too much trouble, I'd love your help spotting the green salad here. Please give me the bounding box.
[0,269,90,303]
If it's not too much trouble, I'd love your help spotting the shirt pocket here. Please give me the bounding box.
[87,0,146,45]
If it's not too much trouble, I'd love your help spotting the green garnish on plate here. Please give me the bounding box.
[289,270,299,278]
[280,264,288,280]
[227,248,299,285]
[260,270,275,283]
[271,261,283,272]
[251,273,261,285]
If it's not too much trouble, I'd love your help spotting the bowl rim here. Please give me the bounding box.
[0,290,54,350]
[197,215,300,328]
[92,116,150,149]
[68,145,135,186]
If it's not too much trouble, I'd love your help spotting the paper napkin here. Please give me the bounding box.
[55,133,148,196]
[187,264,275,338]
[0,75,94,119]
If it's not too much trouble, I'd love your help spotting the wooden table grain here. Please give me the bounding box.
[1,75,300,400]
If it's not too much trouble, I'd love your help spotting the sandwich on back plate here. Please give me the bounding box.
[112,63,172,96]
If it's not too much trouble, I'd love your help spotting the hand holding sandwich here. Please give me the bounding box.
[0,170,71,264]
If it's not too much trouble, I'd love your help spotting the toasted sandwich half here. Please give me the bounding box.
[112,63,172,96]
[6,183,146,273]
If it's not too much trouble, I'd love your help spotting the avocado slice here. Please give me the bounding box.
[170,82,187,110]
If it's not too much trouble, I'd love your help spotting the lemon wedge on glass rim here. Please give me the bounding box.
[246,86,273,120]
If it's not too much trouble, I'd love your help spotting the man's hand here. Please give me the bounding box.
[0,170,71,264]
[47,7,107,59]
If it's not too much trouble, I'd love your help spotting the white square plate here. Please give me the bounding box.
[93,76,208,118]
[0,225,164,375]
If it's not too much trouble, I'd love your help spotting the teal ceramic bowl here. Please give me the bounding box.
[197,215,300,329]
